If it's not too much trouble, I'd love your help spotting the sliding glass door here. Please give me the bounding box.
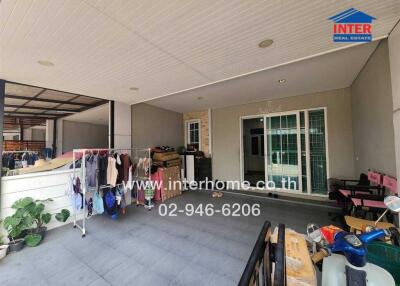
[242,117,265,186]
[241,108,328,195]
[266,113,300,191]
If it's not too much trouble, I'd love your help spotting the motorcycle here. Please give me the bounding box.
[307,195,400,286]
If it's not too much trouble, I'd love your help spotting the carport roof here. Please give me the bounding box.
[4,82,108,129]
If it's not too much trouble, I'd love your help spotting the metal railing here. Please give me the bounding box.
[238,221,286,286]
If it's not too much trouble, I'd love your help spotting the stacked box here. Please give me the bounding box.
[161,166,182,201]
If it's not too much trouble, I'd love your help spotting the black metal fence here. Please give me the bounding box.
[238,221,286,286]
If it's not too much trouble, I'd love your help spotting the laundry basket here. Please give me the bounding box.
[367,242,400,285]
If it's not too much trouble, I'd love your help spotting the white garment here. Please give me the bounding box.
[128,165,133,190]
[65,175,75,199]
[107,157,118,187]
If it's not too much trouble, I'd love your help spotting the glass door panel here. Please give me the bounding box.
[242,117,265,186]
[266,114,300,191]
[309,110,327,194]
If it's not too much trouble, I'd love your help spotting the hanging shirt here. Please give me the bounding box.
[107,156,118,187]
[86,154,98,188]
[98,154,108,186]
[121,154,132,184]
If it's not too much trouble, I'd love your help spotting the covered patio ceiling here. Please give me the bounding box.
[3,82,108,130]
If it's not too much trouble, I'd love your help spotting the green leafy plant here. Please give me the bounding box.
[4,197,71,247]
[55,209,70,223]
[30,200,53,229]
[3,198,35,242]
[24,234,42,247]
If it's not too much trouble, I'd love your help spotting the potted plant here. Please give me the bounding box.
[24,198,69,247]
[0,219,9,260]
[28,199,52,239]
[3,197,35,252]
[4,197,72,250]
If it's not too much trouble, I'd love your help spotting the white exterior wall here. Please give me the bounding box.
[0,169,82,239]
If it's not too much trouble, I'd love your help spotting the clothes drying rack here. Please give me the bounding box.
[72,147,151,237]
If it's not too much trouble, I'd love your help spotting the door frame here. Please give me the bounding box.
[239,107,329,197]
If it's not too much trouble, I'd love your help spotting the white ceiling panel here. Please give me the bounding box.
[147,41,379,112]
[63,103,109,126]
[0,0,399,106]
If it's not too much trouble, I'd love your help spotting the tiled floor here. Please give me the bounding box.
[0,190,335,286]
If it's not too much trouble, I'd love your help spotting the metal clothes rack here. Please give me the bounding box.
[131,148,153,209]
[72,147,151,237]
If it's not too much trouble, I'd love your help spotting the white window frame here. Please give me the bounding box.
[185,119,201,151]
[239,107,329,197]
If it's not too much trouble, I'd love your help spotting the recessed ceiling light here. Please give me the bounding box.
[258,39,273,48]
[278,79,286,83]
[197,96,203,100]
[129,87,139,91]
[37,60,54,67]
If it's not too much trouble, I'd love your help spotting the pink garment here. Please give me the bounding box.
[383,175,397,194]
[137,188,145,204]
[368,171,382,186]
[351,198,386,208]
[150,168,163,201]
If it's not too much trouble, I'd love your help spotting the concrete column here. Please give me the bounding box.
[388,23,400,225]
[113,101,131,149]
[112,101,132,204]
[45,119,54,148]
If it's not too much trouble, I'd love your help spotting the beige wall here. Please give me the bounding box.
[61,120,108,153]
[183,110,210,155]
[351,40,396,177]
[212,88,355,182]
[131,103,184,149]
[32,128,45,141]
[388,23,400,198]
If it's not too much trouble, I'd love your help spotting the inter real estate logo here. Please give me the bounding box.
[329,8,376,42]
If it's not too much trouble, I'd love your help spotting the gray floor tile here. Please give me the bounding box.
[0,190,333,285]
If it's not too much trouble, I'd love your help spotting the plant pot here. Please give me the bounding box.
[0,245,8,260]
[32,227,47,240]
[8,239,25,252]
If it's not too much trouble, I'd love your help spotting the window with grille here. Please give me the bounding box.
[186,120,201,150]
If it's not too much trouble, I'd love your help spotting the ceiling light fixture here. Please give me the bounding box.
[258,39,274,48]
[129,87,139,91]
[37,60,54,67]
[278,79,286,83]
